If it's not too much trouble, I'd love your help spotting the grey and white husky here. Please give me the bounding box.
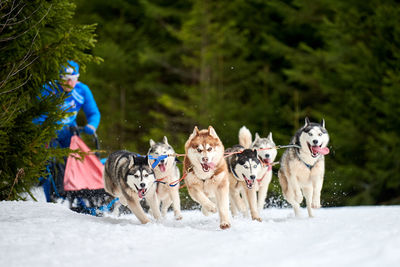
[278,117,330,217]
[103,151,161,224]
[226,145,262,221]
[148,137,182,220]
[239,126,277,212]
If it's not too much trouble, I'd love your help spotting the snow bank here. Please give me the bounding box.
[0,200,399,267]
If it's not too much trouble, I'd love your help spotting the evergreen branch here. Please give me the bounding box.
[0,30,39,90]
[0,3,51,42]
[158,59,199,81]
[0,1,26,34]
[7,168,24,200]
[0,73,32,95]
[0,0,22,20]
[0,3,40,31]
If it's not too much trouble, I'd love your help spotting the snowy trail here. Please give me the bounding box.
[1,200,399,267]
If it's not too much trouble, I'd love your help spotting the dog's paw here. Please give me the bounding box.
[220,222,231,230]
[141,218,151,224]
[206,203,217,213]
[311,202,321,209]
[175,214,183,221]
[252,216,262,222]
[201,206,210,216]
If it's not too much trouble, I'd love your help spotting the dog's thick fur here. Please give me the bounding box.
[278,118,330,217]
[239,126,277,212]
[184,126,231,229]
[148,137,182,220]
[103,151,161,224]
[226,145,262,221]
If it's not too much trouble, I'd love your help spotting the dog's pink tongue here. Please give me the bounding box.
[207,162,216,169]
[138,189,145,199]
[312,146,330,155]
[263,159,272,171]
[159,163,166,172]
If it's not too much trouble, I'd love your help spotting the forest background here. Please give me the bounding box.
[1,0,399,207]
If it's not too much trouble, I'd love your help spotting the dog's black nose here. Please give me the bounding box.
[265,154,270,158]
[313,139,318,145]
[202,157,208,163]
[160,159,165,164]
[140,183,146,188]
[250,175,256,180]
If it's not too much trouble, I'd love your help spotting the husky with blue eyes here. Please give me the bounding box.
[278,117,330,218]
[239,126,278,213]
[103,151,161,224]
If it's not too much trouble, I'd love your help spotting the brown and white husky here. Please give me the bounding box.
[183,126,231,229]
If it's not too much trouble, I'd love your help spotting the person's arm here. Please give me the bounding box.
[81,83,100,133]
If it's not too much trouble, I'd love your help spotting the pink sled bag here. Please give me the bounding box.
[64,135,104,191]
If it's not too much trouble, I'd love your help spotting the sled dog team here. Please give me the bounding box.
[103,117,330,229]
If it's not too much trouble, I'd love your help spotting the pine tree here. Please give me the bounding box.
[0,0,99,200]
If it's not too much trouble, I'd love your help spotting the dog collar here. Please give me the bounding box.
[295,149,315,170]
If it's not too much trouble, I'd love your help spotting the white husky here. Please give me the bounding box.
[278,117,330,217]
[148,137,182,220]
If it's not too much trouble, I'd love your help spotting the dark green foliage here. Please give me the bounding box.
[0,0,99,200]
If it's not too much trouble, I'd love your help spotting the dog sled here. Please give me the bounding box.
[43,126,113,215]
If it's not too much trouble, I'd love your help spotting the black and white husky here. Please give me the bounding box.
[226,145,262,221]
[278,117,330,217]
[239,126,277,212]
[103,151,161,224]
[148,137,182,220]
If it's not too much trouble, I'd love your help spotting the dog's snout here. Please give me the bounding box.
[265,154,270,158]
[202,157,208,163]
[313,139,318,145]
[140,183,146,188]
[250,175,256,180]
[160,159,165,164]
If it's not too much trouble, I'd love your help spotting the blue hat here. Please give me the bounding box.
[60,60,80,80]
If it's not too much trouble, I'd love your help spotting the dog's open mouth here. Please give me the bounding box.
[308,143,330,158]
[134,184,148,199]
[259,157,272,171]
[138,188,147,199]
[242,174,254,189]
[159,162,166,172]
[201,162,215,172]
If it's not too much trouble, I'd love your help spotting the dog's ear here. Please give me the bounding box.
[163,136,169,145]
[188,126,200,140]
[144,155,151,167]
[321,119,325,128]
[255,133,260,140]
[252,149,258,157]
[208,126,219,139]
[193,126,200,136]
[268,132,273,142]
[149,139,156,147]
[128,153,135,169]
[304,117,311,126]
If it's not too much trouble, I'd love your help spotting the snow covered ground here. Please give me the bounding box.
[1,189,399,267]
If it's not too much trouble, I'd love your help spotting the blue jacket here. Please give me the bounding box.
[34,82,100,147]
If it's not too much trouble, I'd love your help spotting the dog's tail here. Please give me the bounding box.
[239,126,252,149]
